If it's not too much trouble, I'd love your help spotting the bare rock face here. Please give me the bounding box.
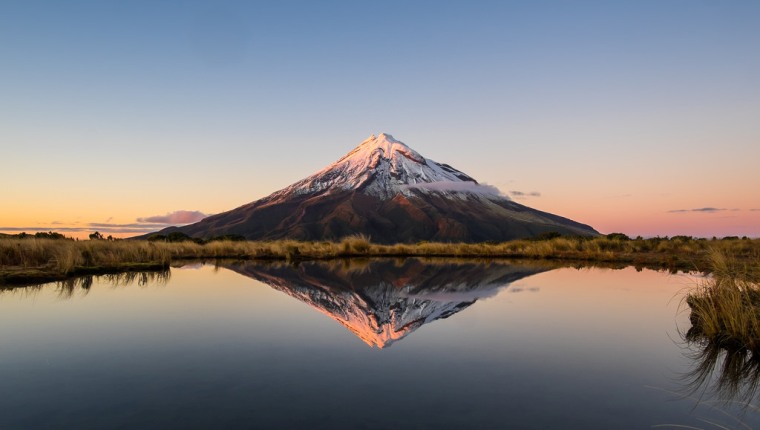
[152,133,598,243]
[223,259,550,348]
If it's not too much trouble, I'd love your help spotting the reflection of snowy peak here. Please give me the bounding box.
[270,277,473,348]
[224,259,548,348]
[272,133,483,200]
[150,133,599,243]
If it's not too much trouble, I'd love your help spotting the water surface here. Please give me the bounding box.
[0,260,756,429]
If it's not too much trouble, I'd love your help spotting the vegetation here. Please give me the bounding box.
[682,250,760,405]
[686,250,760,352]
[1,231,70,240]
[0,239,171,284]
[1,233,758,285]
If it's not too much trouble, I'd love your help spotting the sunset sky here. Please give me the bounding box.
[2,1,758,238]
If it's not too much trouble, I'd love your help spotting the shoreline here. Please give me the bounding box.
[2,235,758,286]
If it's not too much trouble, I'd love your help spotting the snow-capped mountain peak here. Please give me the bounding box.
[342,132,427,167]
[355,132,420,160]
[149,133,600,242]
[274,133,484,200]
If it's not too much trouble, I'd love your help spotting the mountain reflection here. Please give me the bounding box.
[222,259,550,348]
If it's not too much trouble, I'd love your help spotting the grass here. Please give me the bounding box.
[680,250,760,411]
[0,239,171,284]
[1,234,758,285]
[686,249,760,352]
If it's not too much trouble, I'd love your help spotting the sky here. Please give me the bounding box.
[1,0,759,239]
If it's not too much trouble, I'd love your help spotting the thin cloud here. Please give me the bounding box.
[401,285,506,301]
[88,222,175,229]
[510,190,541,198]
[0,210,210,237]
[136,210,208,224]
[0,226,87,233]
[668,207,726,213]
[403,181,504,197]
[0,225,163,234]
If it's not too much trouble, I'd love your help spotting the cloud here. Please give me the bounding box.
[668,207,726,213]
[136,210,208,224]
[401,285,505,302]
[508,286,540,293]
[0,224,165,234]
[510,190,541,198]
[89,222,176,229]
[0,226,86,233]
[402,181,504,197]
[0,210,210,237]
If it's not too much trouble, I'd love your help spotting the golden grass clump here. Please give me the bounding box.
[686,249,760,351]
[0,238,171,281]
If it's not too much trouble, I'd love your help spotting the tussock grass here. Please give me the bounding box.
[686,249,760,352]
[1,235,759,284]
[0,239,171,284]
[681,249,760,407]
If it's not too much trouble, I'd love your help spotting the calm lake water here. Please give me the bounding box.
[1,259,758,429]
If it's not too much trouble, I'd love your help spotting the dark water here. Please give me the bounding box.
[0,259,757,429]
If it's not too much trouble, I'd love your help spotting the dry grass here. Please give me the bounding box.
[681,249,760,408]
[686,249,760,351]
[0,239,170,271]
[1,235,759,284]
[0,239,171,284]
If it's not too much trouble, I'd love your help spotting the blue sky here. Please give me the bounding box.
[2,1,759,237]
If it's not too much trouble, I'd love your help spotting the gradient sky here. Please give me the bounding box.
[2,1,759,238]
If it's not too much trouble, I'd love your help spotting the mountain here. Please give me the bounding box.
[151,133,598,243]
[222,259,550,348]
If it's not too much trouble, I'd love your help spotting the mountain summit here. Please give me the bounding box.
[151,133,598,242]
[271,133,480,200]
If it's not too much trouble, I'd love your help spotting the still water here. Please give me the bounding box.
[0,259,757,429]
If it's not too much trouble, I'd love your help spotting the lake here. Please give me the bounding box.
[1,259,757,429]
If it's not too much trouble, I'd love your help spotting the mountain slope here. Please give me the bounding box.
[151,133,598,243]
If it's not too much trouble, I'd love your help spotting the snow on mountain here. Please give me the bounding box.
[271,133,500,200]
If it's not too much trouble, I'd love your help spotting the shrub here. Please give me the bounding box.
[606,233,630,241]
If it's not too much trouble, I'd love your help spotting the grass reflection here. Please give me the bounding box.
[672,251,760,429]
[0,270,170,299]
[683,333,760,406]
